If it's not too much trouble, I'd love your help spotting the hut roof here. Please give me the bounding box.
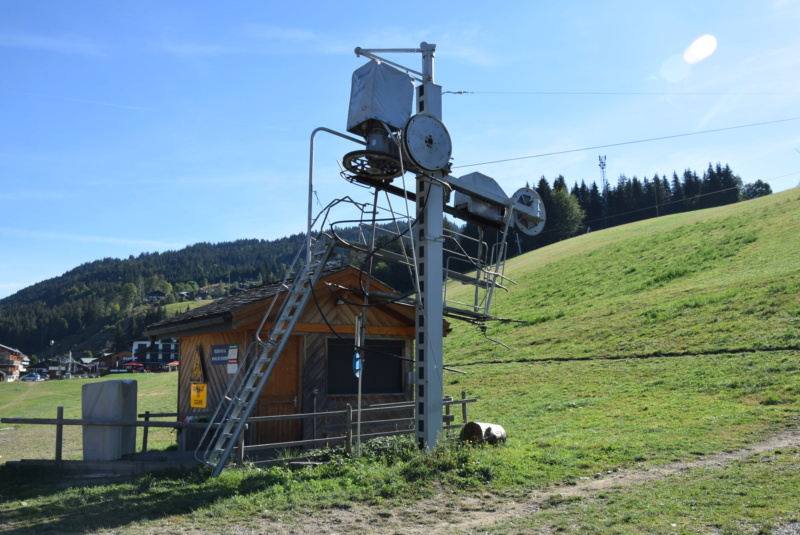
[144,266,415,338]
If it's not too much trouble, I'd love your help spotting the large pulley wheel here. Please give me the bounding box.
[402,114,452,172]
[343,150,402,181]
[511,187,546,236]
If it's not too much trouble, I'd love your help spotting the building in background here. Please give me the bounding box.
[0,343,29,381]
[131,339,179,371]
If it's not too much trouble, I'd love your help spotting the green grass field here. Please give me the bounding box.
[163,299,211,317]
[0,373,179,463]
[1,189,798,534]
[445,188,799,364]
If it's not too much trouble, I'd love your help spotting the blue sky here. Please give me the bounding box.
[1,0,798,299]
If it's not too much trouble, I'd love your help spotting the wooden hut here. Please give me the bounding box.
[144,267,434,451]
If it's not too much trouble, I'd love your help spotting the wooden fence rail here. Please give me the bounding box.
[1,392,476,464]
[1,409,220,461]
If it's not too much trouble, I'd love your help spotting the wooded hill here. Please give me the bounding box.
[0,235,307,360]
[0,162,769,361]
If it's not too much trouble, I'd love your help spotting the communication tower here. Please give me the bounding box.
[599,155,608,228]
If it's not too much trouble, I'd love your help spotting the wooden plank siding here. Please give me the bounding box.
[176,329,250,450]
[300,333,413,442]
[254,335,302,445]
[177,330,249,417]
[167,267,420,452]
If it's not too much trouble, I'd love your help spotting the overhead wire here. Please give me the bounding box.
[453,117,800,170]
[446,90,800,96]
[312,94,798,386]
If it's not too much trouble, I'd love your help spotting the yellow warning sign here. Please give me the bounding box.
[190,347,204,384]
[190,383,207,408]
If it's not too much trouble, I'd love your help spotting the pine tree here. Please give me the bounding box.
[587,182,604,230]
[671,171,685,214]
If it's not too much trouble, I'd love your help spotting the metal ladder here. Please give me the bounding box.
[196,233,337,477]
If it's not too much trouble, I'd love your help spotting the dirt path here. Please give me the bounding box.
[257,427,800,535]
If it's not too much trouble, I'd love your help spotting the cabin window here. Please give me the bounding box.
[327,338,405,395]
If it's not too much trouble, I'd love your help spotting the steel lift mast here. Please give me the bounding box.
[353,42,445,449]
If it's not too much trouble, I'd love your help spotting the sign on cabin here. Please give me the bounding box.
[191,383,207,408]
[212,344,239,374]
[190,348,205,384]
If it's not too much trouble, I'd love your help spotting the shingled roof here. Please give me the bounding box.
[143,266,380,338]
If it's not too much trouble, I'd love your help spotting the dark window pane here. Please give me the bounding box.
[327,338,404,395]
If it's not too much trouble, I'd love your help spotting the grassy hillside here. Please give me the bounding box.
[162,299,212,318]
[445,188,799,364]
[438,188,799,482]
[1,190,798,534]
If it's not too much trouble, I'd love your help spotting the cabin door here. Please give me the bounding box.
[255,336,301,445]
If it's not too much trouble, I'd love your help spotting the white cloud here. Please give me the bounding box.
[683,35,717,64]
[0,282,22,290]
[0,30,105,56]
[155,29,331,58]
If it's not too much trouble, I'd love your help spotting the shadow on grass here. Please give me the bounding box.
[0,463,288,534]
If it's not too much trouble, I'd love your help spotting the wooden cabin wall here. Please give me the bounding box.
[240,330,304,447]
[288,287,416,444]
[177,330,250,418]
[301,272,416,330]
[300,331,414,443]
[174,268,418,451]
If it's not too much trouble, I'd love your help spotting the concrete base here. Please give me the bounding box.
[82,380,138,461]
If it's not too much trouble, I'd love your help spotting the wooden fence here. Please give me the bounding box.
[1,392,476,464]
[241,392,476,461]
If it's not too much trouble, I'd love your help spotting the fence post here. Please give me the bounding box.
[461,391,468,424]
[444,396,452,437]
[142,411,150,453]
[312,389,319,442]
[55,406,64,463]
[345,404,352,455]
[237,424,247,463]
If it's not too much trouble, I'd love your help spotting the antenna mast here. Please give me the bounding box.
[599,155,608,228]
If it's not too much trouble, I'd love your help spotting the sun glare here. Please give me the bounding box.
[683,34,718,64]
